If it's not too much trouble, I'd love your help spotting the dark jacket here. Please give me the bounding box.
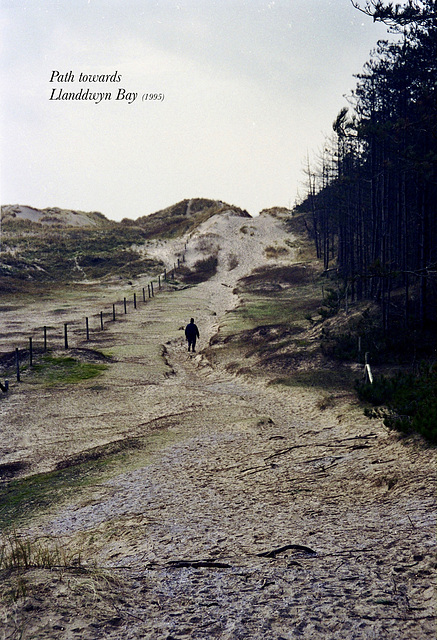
[185,322,199,340]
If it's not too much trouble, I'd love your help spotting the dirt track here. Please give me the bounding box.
[0,213,436,639]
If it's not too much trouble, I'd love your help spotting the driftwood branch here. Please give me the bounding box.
[257,544,316,558]
[167,559,231,569]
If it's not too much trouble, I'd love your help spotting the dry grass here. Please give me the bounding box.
[264,245,289,258]
[234,264,317,294]
[132,198,250,239]
[0,531,81,571]
[0,220,164,287]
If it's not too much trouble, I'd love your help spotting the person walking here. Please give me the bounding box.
[185,318,200,352]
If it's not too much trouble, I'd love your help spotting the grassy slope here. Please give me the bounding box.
[206,211,437,444]
[205,221,356,392]
[130,198,250,239]
[0,199,249,291]
[0,222,164,289]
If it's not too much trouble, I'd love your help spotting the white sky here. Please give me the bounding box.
[0,0,393,221]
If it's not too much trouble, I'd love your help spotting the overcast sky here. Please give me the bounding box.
[0,0,393,221]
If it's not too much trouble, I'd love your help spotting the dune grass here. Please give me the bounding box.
[0,220,164,286]
[0,530,80,571]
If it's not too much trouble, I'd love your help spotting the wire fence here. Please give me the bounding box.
[1,243,374,391]
[0,263,183,390]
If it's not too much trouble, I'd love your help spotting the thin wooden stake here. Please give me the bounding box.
[124,297,127,314]
[100,311,104,330]
[43,326,47,351]
[15,348,20,382]
[64,323,68,349]
[86,317,90,341]
[29,337,33,367]
[113,304,116,321]
[134,293,137,309]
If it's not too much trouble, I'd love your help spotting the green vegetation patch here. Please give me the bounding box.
[206,263,324,382]
[30,353,107,386]
[0,431,180,531]
[269,368,354,390]
[235,264,316,295]
[222,291,318,336]
[218,324,304,358]
[355,365,437,444]
[0,456,113,531]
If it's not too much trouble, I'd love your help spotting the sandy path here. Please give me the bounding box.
[16,309,435,639]
[1,213,435,639]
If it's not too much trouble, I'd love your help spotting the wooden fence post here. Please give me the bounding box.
[151,282,154,297]
[142,287,146,302]
[86,317,90,341]
[124,297,127,314]
[113,304,116,321]
[134,293,137,309]
[100,311,104,330]
[159,275,161,290]
[148,284,151,298]
[64,323,68,349]
[15,348,20,382]
[43,326,47,351]
[29,337,33,367]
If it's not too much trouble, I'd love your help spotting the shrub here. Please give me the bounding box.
[177,255,218,284]
[318,287,344,318]
[356,365,437,443]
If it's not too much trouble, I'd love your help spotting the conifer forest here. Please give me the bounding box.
[300,0,437,336]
